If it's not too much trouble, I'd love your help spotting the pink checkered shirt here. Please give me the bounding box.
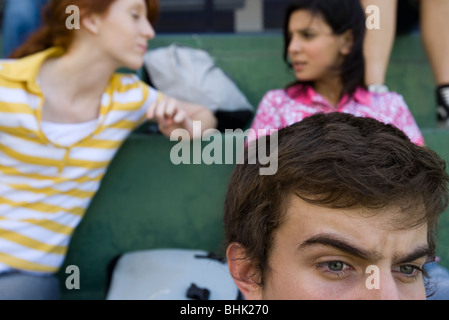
[249,85,424,146]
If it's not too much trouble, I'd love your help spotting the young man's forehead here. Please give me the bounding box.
[280,194,429,252]
[283,192,428,227]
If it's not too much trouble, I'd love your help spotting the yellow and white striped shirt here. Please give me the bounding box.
[0,47,160,274]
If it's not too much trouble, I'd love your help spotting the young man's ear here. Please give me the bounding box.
[339,29,354,56]
[226,243,262,300]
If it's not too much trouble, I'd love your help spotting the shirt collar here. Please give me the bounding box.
[287,84,372,107]
[0,47,65,94]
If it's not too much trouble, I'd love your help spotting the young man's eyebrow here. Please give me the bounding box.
[392,245,434,265]
[298,233,382,263]
[298,233,432,265]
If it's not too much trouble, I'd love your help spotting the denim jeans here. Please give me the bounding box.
[0,271,60,300]
[1,0,49,58]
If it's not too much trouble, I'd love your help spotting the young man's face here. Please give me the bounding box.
[232,195,431,300]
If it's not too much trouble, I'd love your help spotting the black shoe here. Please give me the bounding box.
[437,85,449,127]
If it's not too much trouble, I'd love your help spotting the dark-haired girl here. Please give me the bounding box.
[249,0,423,146]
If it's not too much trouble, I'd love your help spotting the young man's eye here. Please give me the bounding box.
[393,264,424,281]
[400,265,416,275]
[327,261,345,271]
[316,260,354,278]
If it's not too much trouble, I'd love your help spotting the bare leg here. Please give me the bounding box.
[361,0,398,86]
[421,0,449,123]
[420,0,449,86]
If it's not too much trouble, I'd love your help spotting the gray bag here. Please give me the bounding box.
[142,44,254,132]
[106,249,241,300]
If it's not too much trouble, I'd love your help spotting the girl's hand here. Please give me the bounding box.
[147,96,195,139]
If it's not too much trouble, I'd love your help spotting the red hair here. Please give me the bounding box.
[10,0,159,58]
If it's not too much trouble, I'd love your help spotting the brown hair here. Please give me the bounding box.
[10,0,159,59]
[224,112,449,286]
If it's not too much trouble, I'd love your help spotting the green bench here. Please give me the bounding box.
[56,33,449,300]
